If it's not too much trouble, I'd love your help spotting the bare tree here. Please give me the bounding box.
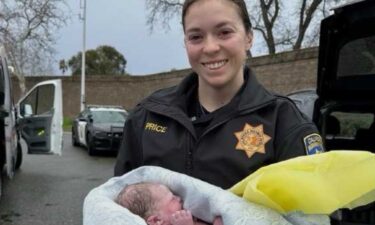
[249,0,280,54]
[144,0,346,55]
[145,0,182,32]
[0,0,69,79]
[294,0,323,50]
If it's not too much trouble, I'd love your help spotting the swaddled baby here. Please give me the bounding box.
[116,182,223,225]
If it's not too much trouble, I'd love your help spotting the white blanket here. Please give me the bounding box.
[83,166,329,225]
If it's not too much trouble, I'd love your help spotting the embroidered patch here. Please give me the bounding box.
[234,123,271,158]
[303,133,324,155]
[144,122,167,133]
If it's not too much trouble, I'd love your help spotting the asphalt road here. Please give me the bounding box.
[0,133,117,225]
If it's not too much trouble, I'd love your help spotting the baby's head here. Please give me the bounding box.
[116,182,183,225]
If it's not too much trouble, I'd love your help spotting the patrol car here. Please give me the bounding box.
[71,105,128,156]
[0,46,63,199]
[290,0,375,224]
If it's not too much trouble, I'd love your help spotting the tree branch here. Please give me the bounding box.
[293,0,323,50]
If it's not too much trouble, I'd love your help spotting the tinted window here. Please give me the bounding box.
[337,36,375,77]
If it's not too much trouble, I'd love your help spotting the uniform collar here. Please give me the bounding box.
[145,65,275,113]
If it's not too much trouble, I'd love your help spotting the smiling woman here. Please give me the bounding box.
[115,0,323,190]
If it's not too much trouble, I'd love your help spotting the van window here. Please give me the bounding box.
[337,36,375,77]
[36,84,54,114]
[21,84,55,116]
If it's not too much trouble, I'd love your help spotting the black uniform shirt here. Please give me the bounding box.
[115,66,324,189]
[188,74,248,138]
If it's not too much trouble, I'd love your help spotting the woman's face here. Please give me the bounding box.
[184,0,252,89]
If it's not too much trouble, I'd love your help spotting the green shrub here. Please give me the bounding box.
[63,117,73,131]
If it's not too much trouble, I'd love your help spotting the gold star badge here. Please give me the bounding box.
[234,123,271,158]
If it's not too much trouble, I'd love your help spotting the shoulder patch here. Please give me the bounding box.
[303,133,324,155]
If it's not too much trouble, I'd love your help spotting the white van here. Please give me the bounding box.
[0,46,62,198]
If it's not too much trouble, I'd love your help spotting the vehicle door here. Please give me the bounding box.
[17,79,63,156]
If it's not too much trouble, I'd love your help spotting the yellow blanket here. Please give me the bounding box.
[230,151,375,214]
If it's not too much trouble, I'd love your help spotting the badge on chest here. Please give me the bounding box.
[234,123,271,158]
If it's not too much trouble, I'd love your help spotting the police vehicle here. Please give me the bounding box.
[71,105,128,156]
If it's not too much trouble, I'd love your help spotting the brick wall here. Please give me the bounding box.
[12,47,318,118]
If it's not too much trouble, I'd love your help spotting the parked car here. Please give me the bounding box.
[0,46,63,199]
[288,1,375,224]
[71,105,128,155]
[286,89,317,119]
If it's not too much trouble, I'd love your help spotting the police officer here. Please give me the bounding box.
[115,0,324,189]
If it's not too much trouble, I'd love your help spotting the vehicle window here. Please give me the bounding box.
[36,84,55,114]
[21,88,37,116]
[21,84,55,116]
[90,110,126,123]
[331,112,374,138]
[337,36,375,77]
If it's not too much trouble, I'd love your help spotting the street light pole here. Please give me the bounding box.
[80,0,86,111]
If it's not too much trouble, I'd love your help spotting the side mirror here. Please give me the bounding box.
[20,104,33,117]
[8,66,15,75]
[88,115,93,123]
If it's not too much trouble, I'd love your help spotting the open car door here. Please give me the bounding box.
[17,79,63,155]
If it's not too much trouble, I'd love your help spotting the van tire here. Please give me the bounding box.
[15,144,22,170]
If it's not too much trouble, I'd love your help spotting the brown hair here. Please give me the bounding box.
[182,0,252,33]
[116,182,156,219]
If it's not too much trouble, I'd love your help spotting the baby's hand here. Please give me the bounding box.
[170,210,195,225]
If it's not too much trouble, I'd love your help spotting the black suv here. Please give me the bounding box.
[295,0,375,224]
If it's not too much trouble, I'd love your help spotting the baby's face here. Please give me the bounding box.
[151,184,183,220]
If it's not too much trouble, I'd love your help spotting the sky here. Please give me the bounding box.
[54,0,190,76]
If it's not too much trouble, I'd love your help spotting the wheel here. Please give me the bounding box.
[71,128,79,147]
[15,144,22,170]
[86,133,96,156]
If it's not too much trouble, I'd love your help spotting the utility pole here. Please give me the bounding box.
[79,0,86,111]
